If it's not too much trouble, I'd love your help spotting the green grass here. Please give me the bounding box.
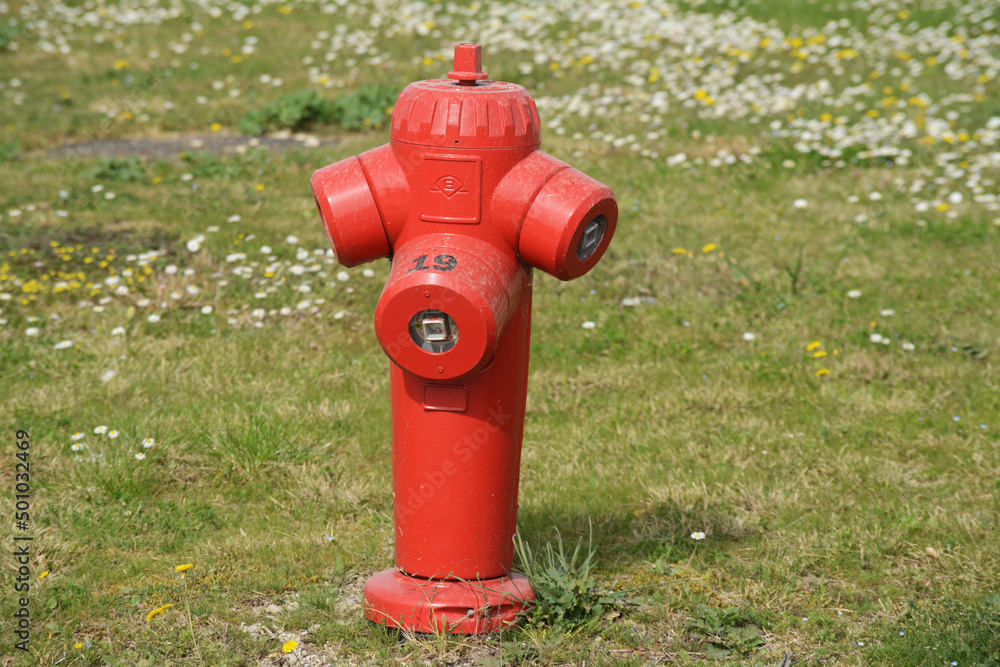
[2,0,1000,664]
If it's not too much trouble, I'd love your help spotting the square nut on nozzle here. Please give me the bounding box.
[421,317,449,341]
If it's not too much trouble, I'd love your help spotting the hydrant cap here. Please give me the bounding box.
[448,43,488,84]
[391,43,541,149]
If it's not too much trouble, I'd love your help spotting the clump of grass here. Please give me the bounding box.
[869,594,1000,665]
[180,151,245,179]
[330,83,398,131]
[685,604,769,658]
[513,524,623,631]
[71,436,164,502]
[85,156,148,182]
[0,140,22,160]
[0,19,19,51]
[238,84,397,135]
[239,89,334,135]
[206,410,317,478]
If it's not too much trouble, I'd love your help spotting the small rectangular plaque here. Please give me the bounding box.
[423,383,468,412]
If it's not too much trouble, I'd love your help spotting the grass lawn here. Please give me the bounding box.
[1,0,999,665]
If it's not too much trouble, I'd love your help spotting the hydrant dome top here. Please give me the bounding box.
[390,43,541,149]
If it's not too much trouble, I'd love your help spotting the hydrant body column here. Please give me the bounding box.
[310,43,618,634]
[390,280,532,579]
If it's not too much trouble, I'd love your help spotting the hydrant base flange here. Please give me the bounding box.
[363,569,534,634]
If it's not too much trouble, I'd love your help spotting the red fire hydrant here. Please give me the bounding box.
[311,43,617,634]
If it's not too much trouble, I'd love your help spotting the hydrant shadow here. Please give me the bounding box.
[515,495,758,574]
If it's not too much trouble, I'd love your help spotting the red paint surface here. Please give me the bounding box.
[310,43,617,633]
[364,570,533,633]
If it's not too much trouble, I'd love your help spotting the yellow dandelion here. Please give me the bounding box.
[255,184,265,191]
[112,59,130,70]
[74,642,84,649]
[282,640,298,653]
[146,603,174,623]
[806,341,822,351]
[702,243,717,253]
[672,248,687,255]
[175,563,194,573]
[812,351,827,358]
[39,570,49,579]
[210,122,222,132]
[815,369,830,376]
